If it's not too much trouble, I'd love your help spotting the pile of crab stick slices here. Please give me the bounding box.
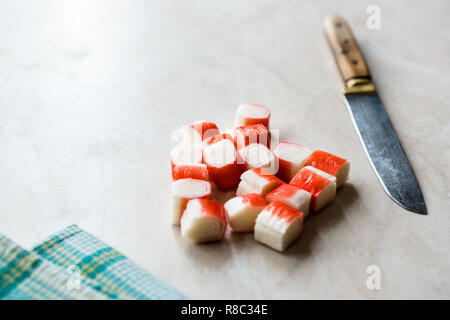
[169,104,350,251]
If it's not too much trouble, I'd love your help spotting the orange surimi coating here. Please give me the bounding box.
[264,183,311,215]
[265,201,304,223]
[305,150,347,176]
[289,167,331,210]
[250,168,284,184]
[189,121,220,141]
[198,199,227,221]
[207,163,243,190]
[290,168,330,194]
[171,163,208,181]
[265,184,300,201]
[203,133,234,147]
[170,145,204,180]
[240,193,267,207]
[234,124,270,150]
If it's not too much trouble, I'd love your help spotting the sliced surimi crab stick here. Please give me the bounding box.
[238,143,275,172]
[224,193,266,232]
[203,133,243,190]
[265,184,311,217]
[170,178,211,226]
[180,199,227,243]
[170,144,207,180]
[172,163,208,181]
[234,124,270,150]
[305,150,350,188]
[254,201,304,252]
[239,168,284,197]
[289,166,336,212]
[182,121,220,145]
[235,104,271,129]
[273,142,312,182]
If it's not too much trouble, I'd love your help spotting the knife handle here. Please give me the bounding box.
[324,16,376,94]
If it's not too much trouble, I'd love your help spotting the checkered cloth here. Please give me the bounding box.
[0,225,186,300]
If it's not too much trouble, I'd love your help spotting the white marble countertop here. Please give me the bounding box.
[0,0,449,299]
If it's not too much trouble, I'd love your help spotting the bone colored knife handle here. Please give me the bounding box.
[324,16,376,94]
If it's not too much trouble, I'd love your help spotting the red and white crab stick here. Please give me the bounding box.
[182,121,220,145]
[170,144,207,181]
[203,133,243,191]
[236,180,257,196]
[273,142,312,182]
[180,199,227,243]
[238,143,275,172]
[170,178,212,226]
[234,124,270,150]
[305,150,350,188]
[235,104,271,129]
[224,193,266,232]
[289,166,336,212]
[237,168,284,197]
[265,184,311,217]
[254,201,304,252]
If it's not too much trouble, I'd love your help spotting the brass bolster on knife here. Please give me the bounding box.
[343,77,376,95]
[324,16,377,95]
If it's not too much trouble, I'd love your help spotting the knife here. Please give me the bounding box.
[323,16,427,215]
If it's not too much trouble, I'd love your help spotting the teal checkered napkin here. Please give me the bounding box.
[0,225,186,300]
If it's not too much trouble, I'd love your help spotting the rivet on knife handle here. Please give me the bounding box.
[324,16,376,95]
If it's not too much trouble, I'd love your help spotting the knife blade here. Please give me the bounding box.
[324,16,427,214]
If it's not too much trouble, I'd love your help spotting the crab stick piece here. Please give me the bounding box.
[171,163,208,181]
[265,184,311,217]
[202,133,233,149]
[203,134,243,190]
[170,178,212,226]
[224,193,266,232]
[289,166,336,212]
[234,124,270,150]
[273,142,312,182]
[236,180,256,196]
[238,143,275,172]
[182,121,220,145]
[305,150,350,188]
[254,201,304,252]
[180,199,227,243]
[240,168,284,196]
[170,144,206,180]
[235,104,271,129]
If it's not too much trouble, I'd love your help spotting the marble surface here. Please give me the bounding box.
[0,0,449,299]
